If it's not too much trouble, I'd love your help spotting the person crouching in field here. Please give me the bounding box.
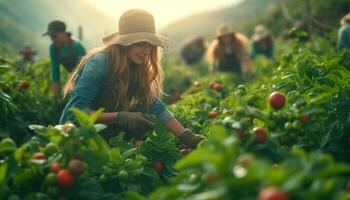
[59,9,203,149]
[43,20,86,98]
[251,25,274,59]
[16,45,37,69]
[207,24,253,78]
[180,36,207,65]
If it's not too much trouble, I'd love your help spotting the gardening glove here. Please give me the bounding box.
[116,112,155,134]
[178,129,204,149]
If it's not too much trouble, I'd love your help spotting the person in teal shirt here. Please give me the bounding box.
[251,25,273,59]
[338,13,350,49]
[60,9,203,149]
[43,20,86,97]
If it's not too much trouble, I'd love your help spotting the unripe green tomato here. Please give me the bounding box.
[45,173,57,185]
[292,120,302,129]
[44,142,58,156]
[125,158,133,165]
[99,174,108,183]
[284,122,293,130]
[189,173,200,184]
[117,170,128,180]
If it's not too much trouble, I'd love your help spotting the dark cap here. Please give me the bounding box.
[42,20,66,36]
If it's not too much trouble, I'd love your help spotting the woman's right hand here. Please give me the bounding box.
[116,111,155,133]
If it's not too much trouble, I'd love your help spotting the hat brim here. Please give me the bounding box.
[216,32,234,38]
[102,32,169,49]
[42,30,64,37]
[42,31,55,37]
[252,32,270,41]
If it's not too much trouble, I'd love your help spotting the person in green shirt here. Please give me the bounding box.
[43,20,86,97]
[60,9,203,149]
[251,25,273,59]
[338,13,350,49]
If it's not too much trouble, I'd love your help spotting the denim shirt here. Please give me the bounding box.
[338,24,350,49]
[59,52,174,125]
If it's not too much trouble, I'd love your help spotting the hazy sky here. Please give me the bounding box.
[84,0,243,29]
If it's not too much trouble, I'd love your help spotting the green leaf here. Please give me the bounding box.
[124,191,148,200]
[70,107,90,126]
[89,108,104,124]
[0,162,7,200]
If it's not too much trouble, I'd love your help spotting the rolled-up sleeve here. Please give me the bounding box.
[49,45,60,83]
[150,97,174,123]
[59,53,107,124]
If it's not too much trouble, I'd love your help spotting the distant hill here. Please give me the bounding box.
[0,0,116,56]
[160,0,350,54]
[160,0,280,53]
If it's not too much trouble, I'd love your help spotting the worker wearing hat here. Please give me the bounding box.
[251,25,274,59]
[16,45,37,68]
[207,24,253,77]
[43,20,86,97]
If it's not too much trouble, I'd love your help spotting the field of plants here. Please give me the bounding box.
[1,29,350,200]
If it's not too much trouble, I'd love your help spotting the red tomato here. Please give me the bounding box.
[208,111,218,119]
[51,163,62,174]
[56,170,75,188]
[258,187,288,200]
[18,81,30,90]
[212,83,223,91]
[154,161,164,173]
[269,92,286,109]
[300,115,310,123]
[32,152,46,160]
[253,127,267,144]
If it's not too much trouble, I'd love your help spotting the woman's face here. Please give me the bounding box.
[127,42,153,65]
[219,35,232,45]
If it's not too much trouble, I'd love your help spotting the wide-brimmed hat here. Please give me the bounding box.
[102,9,169,49]
[216,24,234,38]
[252,25,270,41]
[42,20,66,36]
[19,45,37,55]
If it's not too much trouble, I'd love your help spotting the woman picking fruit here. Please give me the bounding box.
[59,9,203,149]
[207,24,253,77]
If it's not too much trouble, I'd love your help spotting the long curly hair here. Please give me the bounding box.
[63,44,163,111]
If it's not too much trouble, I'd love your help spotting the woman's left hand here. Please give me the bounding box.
[178,129,204,149]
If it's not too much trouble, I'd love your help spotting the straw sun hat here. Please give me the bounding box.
[252,25,270,41]
[216,24,234,38]
[102,9,169,49]
[19,45,37,55]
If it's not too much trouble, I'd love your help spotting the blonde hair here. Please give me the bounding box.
[63,44,163,111]
[341,13,350,26]
[206,32,249,66]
